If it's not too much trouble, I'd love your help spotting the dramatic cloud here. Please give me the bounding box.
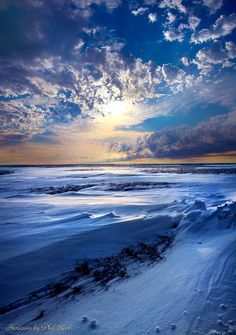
[0,44,170,141]
[191,14,236,44]
[0,0,236,163]
[0,0,120,62]
[112,111,236,159]
[1,0,198,144]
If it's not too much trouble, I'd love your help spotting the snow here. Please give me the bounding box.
[89,320,97,329]
[0,165,236,335]
[155,326,160,332]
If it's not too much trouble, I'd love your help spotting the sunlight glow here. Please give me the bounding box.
[103,100,132,121]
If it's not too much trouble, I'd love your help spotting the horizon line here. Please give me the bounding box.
[1,162,236,167]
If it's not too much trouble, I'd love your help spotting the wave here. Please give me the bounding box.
[30,184,97,195]
[48,212,92,224]
[141,167,236,175]
[92,212,120,220]
[0,170,15,176]
[106,181,174,192]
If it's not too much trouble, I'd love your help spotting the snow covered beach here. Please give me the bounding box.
[0,165,236,335]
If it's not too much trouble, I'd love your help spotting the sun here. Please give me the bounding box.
[103,100,132,122]
[92,99,138,134]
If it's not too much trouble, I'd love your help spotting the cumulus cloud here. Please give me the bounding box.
[1,42,178,142]
[193,41,236,74]
[196,72,236,109]
[2,0,200,145]
[159,0,187,14]
[181,57,190,66]
[163,29,184,42]
[1,0,236,155]
[112,111,236,159]
[162,64,184,82]
[159,64,194,93]
[202,0,224,14]
[163,11,200,42]
[166,11,176,24]
[225,41,236,59]
[188,16,201,30]
[131,7,148,16]
[148,13,157,23]
[65,0,121,13]
[175,15,201,40]
[0,100,49,142]
[0,0,166,143]
[191,14,236,44]
[0,0,115,63]
[146,112,236,158]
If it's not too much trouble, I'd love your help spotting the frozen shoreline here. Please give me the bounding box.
[1,199,236,335]
[0,165,236,334]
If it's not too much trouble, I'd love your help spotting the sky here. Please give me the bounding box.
[0,0,236,164]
